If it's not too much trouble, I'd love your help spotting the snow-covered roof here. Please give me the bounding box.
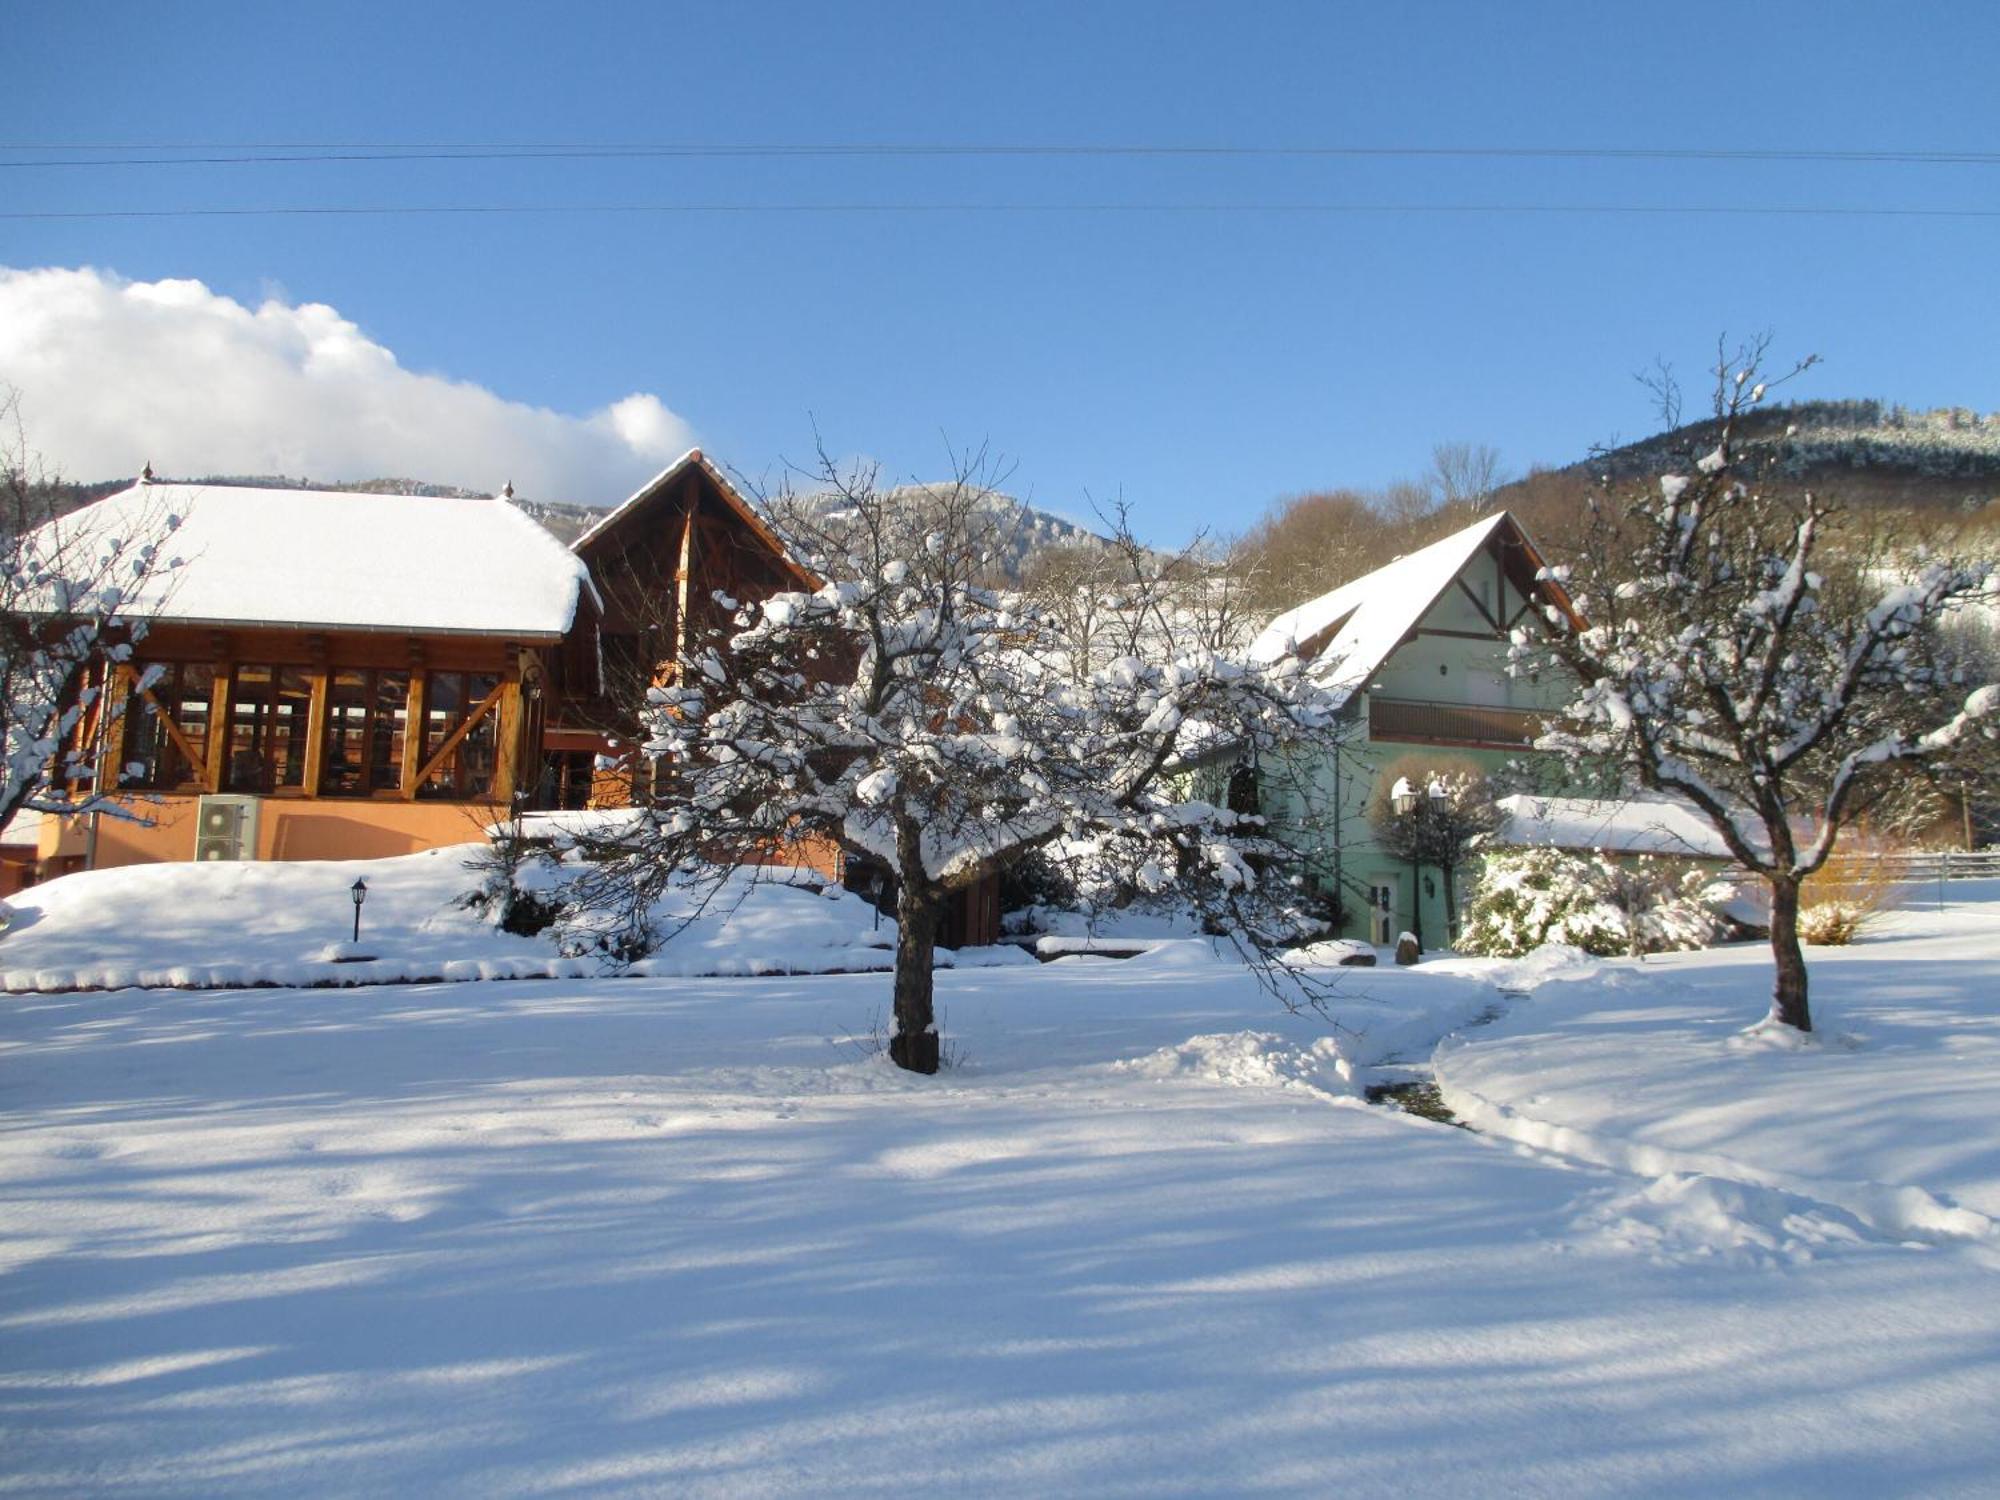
[1246,511,1581,711]
[41,481,600,638]
[1495,794,1737,860]
[1247,514,1515,707]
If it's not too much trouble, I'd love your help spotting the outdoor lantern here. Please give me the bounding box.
[1390,776,1417,817]
[349,877,368,944]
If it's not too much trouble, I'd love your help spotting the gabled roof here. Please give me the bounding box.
[572,448,818,587]
[1247,510,1577,708]
[39,481,601,639]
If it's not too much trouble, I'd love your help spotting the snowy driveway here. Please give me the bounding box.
[4,945,1999,1497]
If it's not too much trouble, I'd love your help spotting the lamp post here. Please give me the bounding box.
[1390,777,1422,951]
[350,877,368,945]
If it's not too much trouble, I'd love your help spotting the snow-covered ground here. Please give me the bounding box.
[1434,881,2000,1260]
[2,881,1998,1495]
[0,847,1022,992]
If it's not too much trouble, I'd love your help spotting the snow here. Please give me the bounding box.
[1436,882,2000,1253]
[1,876,1998,1493]
[0,845,1016,991]
[1247,513,1510,708]
[41,482,597,637]
[1495,792,1739,859]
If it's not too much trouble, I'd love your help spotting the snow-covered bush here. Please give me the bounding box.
[1458,848,1725,958]
[1797,901,1867,946]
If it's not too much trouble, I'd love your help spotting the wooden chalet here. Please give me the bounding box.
[41,479,604,872]
[38,452,1003,946]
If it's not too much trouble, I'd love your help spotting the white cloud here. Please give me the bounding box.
[0,266,697,502]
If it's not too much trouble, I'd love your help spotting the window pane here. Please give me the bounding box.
[175,664,213,777]
[227,665,274,791]
[272,669,311,788]
[323,670,368,795]
[372,672,408,791]
[118,662,214,790]
[417,670,501,799]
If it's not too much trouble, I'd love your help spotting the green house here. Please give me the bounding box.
[1241,511,1584,949]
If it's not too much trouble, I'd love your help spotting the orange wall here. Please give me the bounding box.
[43,796,504,868]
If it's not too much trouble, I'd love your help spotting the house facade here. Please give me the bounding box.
[36,451,814,874]
[1245,512,1586,947]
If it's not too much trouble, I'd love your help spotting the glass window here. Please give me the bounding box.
[418,671,502,799]
[225,665,311,793]
[121,662,214,789]
[323,669,410,796]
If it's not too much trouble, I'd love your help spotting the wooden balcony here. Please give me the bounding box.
[1367,696,1548,750]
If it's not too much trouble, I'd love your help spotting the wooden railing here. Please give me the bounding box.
[1367,696,1548,750]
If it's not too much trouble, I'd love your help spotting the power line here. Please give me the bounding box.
[6,200,1997,222]
[4,142,2000,168]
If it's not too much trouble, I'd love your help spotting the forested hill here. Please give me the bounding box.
[1498,399,2000,518]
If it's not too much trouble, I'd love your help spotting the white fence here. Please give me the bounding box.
[1870,849,2000,882]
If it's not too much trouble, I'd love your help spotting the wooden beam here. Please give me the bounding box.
[90,662,124,793]
[1416,626,1502,642]
[674,479,697,661]
[300,666,330,795]
[119,665,209,783]
[400,673,426,799]
[412,679,508,791]
[491,676,524,808]
[1455,576,1504,632]
[204,662,234,794]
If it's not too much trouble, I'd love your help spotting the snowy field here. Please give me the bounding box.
[2,883,1999,1495]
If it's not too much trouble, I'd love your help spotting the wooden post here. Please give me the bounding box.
[401,645,427,798]
[301,634,330,796]
[204,647,234,795]
[674,483,697,662]
[492,661,524,808]
[91,662,125,793]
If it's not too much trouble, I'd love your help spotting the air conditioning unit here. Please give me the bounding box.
[194,795,261,863]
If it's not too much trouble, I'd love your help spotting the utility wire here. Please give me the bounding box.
[4,142,2000,168]
[6,201,1997,221]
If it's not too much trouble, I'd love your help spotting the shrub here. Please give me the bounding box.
[1796,844,1904,946]
[1458,848,1725,958]
[1797,901,1866,946]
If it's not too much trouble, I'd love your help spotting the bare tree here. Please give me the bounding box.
[571,440,1349,1072]
[1427,441,1506,512]
[1526,339,1998,1033]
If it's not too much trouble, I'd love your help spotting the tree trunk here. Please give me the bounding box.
[889,880,942,1074]
[1767,876,1813,1033]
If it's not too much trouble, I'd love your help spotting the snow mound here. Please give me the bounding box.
[1727,1014,1864,1053]
[1118,1031,1357,1099]
[1570,1173,1885,1268]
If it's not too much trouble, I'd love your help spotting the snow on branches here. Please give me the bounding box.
[1,399,183,830]
[576,442,1352,1072]
[1520,340,1998,1031]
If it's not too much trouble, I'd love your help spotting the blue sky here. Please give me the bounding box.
[6,1,1998,545]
